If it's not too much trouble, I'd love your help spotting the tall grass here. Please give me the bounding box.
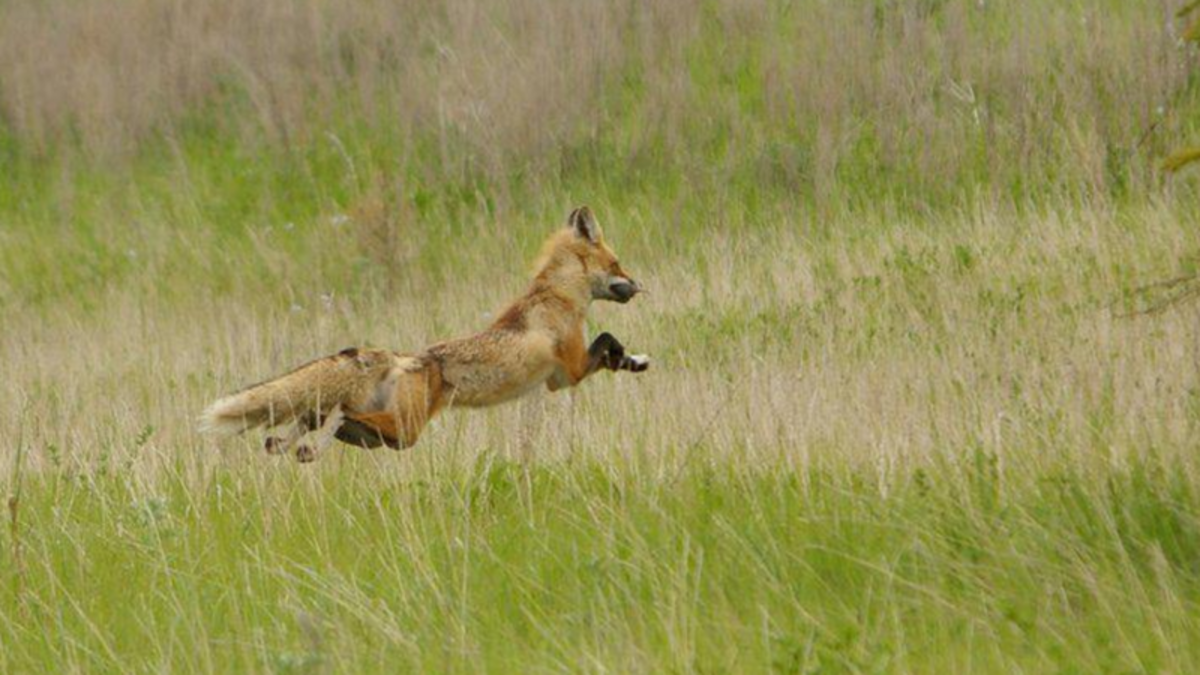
[5,0,1200,672]
[3,0,1199,313]
[0,0,1195,190]
[5,202,1200,671]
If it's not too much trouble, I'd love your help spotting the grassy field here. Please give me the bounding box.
[5,0,1200,672]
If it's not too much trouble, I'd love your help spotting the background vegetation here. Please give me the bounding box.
[4,0,1200,672]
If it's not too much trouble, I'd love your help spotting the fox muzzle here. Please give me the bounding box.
[609,279,642,303]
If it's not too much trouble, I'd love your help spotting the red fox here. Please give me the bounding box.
[200,206,650,461]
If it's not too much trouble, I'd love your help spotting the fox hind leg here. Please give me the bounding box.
[295,405,345,463]
[344,409,430,450]
[341,362,444,450]
[334,418,401,449]
[264,423,306,456]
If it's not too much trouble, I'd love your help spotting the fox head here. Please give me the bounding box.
[534,206,642,305]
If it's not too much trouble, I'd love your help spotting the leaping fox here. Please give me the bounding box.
[200,206,650,462]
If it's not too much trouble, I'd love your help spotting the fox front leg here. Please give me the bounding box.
[550,331,651,392]
[589,332,651,373]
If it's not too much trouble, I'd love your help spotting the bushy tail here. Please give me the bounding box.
[199,351,370,436]
[199,392,269,436]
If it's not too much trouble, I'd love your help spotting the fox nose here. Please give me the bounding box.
[610,279,641,303]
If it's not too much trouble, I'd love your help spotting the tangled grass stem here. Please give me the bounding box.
[1117,273,1200,318]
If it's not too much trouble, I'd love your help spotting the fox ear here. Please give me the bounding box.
[569,206,600,244]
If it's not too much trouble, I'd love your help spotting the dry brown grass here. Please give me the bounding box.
[0,0,630,163]
[5,200,1200,671]
[0,0,1190,194]
[3,202,1198,484]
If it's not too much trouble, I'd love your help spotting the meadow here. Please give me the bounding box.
[4,0,1200,672]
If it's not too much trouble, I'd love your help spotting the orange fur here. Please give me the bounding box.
[200,206,649,459]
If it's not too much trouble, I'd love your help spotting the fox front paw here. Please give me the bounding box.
[621,354,651,372]
[595,334,627,370]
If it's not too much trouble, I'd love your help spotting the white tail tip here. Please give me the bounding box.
[198,396,250,437]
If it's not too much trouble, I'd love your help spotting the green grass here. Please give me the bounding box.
[6,451,1200,673]
[6,0,1200,671]
[7,190,1200,672]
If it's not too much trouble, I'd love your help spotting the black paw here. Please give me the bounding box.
[591,332,628,370]
[621,354,651,372]
[604,343,627,370]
